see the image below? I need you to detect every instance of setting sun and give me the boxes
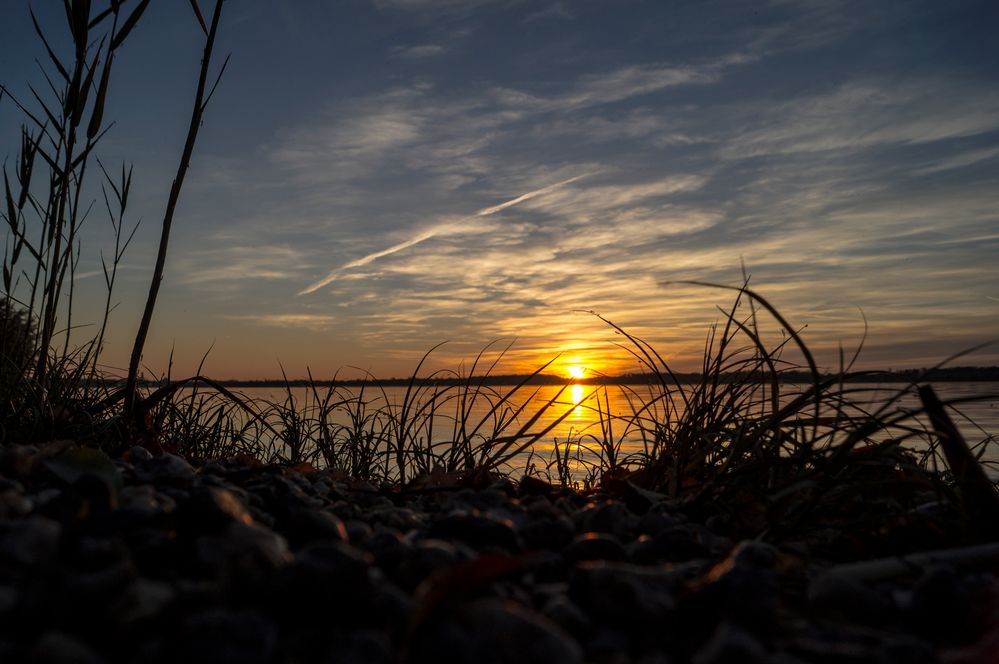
[567,365,586,380]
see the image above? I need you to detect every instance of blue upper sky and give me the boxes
[1,0,997,378]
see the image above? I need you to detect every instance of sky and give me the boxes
[1,0,998,380]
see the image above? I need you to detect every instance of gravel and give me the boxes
[0,441,996,663]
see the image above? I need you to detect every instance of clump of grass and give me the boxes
[0,297,37,431]
[553,282,999,545]
[1,1,221,447]
[174,345,584,485]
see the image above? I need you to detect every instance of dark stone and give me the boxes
[541,593,591,636]
[396,538,465,590]
[65,560,136,613]
[270,541,374,624]
[0,516,61,567]
[127,446,153,463]
[520,515,574,551]
[570,560,676,630]
[692,622,769,664]
[601,478,668,515]
[705,514,731,536]
[343,518,373,544]
[411,598,582,664]
[29,631,107,664]
[562,532,627,563]
[680,541,779,638]
[489,478,517,497]
[324,629,394,664]
[0,444,35,478]
[553,492,588,514]
[361,526,410,574]
[426,512,520,552]
[328,499,361,521]
[283,508,349,546]
[110,578,175,624]
[0,488,33,518]
[879,635,938,664]
[808,572,891,625]
[577,500,639,539]
[171,608,278,664]
[580,627,631,663]
[133,454,195,485]
[123,527,177,574]
[366,506,425,532]
[638,505,681,535]
[647,524,709,562]
[0,585,19,617]
[120,485,176,515]
[193,522,291,582]
[254,476,324,518]
[367,581,414,636]
[176,487,253,535]
[907,565,968,641]
[519,475,555,497]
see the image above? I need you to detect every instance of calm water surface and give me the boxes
[226,382,998,476]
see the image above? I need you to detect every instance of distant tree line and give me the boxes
[91,365,999,388]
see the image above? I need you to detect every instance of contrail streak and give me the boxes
[473,174,587,216]
[297,173,590,296]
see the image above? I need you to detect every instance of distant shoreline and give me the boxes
[125,366,999,388]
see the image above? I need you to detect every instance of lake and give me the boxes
[206,381,998,480]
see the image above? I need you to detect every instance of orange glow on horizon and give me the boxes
[566,365,587,380]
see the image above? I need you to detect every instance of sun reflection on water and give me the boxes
[570,383,585,417]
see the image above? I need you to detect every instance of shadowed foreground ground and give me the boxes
[1,443,996,663]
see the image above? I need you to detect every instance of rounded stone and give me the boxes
[412,598,582,664]
[173,608,278,664]
[520,515,575,551]
[0,516,61,568]
[562,532,627,563]
[29,631,107,664]
[282,507,349,546]
[426,512,520,552]
[133,453,196,485]
[176,487,253,534]
[808,572,891,625]
[578,500,638,539]
[396,538,464,590]
[569,560,676,629]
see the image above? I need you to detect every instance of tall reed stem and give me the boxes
[124,0,226,432]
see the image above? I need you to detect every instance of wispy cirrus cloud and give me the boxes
[298,173,591,294]
[371,0,517,12]
[390,43,447,59]
[224,314,338,331]
[719,81,999,160]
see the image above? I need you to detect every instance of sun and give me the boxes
[566,365,586,380]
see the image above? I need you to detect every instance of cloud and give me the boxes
[174,245,311,289]
[911,145,999,176]
[225,314,338,331]
[391,43,447,59]
[371,0,516,13]
[297,173,591,294]
[525,2,572,22]
[719,81,999,159]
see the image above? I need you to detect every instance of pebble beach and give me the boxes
[1,443,997,663]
